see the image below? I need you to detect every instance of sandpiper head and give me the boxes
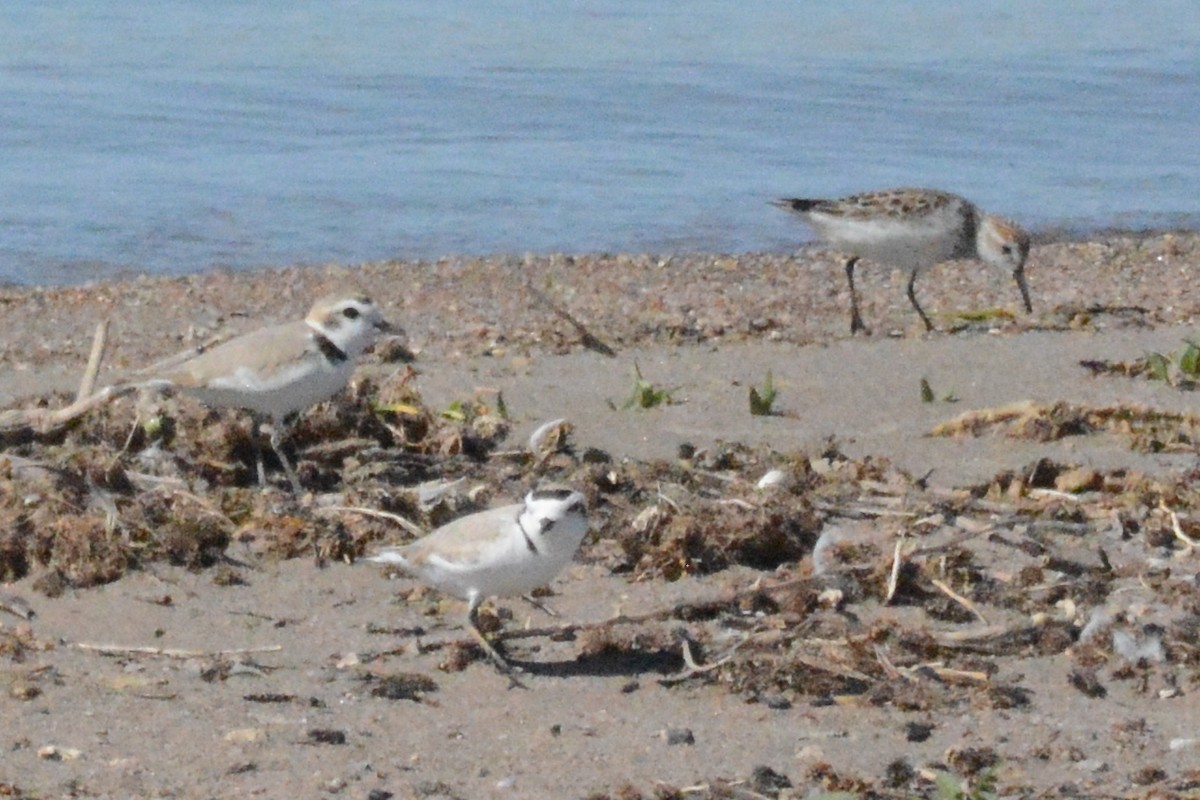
[977,215,1033,313]
[306,294,396,358]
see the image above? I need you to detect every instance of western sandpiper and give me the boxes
[773,188,1031,333]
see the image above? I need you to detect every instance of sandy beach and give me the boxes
[4,232,1200,798]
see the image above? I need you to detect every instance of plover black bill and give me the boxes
[367,488,589,676]
[144,294,395,493]
[773,188,1031,334]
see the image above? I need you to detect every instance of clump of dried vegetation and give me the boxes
[8,327,1200,797]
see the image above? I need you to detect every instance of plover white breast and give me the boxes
[773,188,1031,334]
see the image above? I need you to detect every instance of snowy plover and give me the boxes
[147,294,394,492]
[367,488,589,674]
[773,188,1031,334]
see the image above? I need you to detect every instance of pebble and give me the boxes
[756,469,792,491]
[750,765,792,794]
[662,728,695,746]
[8,682,40,700]
[1054,466,1101,493]
[37,745,82,761]
[762,694,792,710]
[905,722,934,743]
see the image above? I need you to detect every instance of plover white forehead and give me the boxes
[367,488,590,676]
[773,188,1031,334]
[148,293,395,492]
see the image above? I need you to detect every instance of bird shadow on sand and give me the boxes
[504,647,683,680]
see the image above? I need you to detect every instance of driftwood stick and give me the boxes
[0,384,135,437]
[658,633,750,685]
[76,319,110,402]
[884,538,904,604]
[320,504,427,538]
[74,642,282,659]
[1161,501,1199,551]
[930,578,989,624]
[0,592,35,621]
[525,281,617,357]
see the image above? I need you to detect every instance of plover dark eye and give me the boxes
[343,307,361,320]
[541,518,557,533]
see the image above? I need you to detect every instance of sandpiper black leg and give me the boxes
[845,257,868,334]
[906,269,934,332]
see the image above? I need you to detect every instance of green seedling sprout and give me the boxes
[616,361,677,410]
[749,370,777,416]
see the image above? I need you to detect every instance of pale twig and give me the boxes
[122,469,189,492]
[117,411,143,460]
[654,486,682,513]
[673,782,770,800]
[716,498,758,511]
[810,498,920,519]
[930,578,989,624]
[1160,502,1199,552]
[76,319,110,402]
[525,281,617,357]
[74,642,281,659]
[916,663,990,684]
[781,650,876,683]
[659,633,750,685]
[1028,488,1083,502]
[520,593,559,618]
[0,592,34,621]
[0,384,135,437]
[319,504,426,538]
[885,537,904,604]
[873,645,905,681]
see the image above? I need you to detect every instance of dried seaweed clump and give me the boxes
[931,400,1200,451]
[619,499,817,580]
[0,366,529,591]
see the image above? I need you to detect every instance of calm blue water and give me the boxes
[2,2,1198,285]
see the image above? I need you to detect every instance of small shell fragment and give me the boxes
[38,745,82,761]
[528,418,572,455]
[414,478,467,510]
[817,588,844,609]
[756,469,792,491]
[632,505,665,533]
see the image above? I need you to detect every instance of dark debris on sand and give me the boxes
[6,234,1200,796]
[5,364,1200,796]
